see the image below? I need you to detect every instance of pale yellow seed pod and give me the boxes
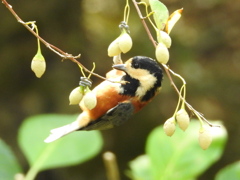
[198,126,212,150]
[155,43,170,64]
[83,91,97,110]
[31,54,46,78]
[157,30,172,48]
[108,38,121,57]
[69,87,83,105]
[176,109,190,131]
[163,117,176,136]
[118,32,133,53]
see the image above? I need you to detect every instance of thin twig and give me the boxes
[132,1,181,91]
[132,0,184,99]
[132,0,157,48]
[131,0,219,127]
[2,0,107,81]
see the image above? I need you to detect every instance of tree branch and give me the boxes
[1,0,107,81]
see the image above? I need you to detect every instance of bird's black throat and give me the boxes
[120,73,161,102]
[120,74,139,97]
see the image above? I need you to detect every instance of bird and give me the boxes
[44,56,163,143]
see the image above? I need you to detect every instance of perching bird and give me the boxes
[45,56,163,143]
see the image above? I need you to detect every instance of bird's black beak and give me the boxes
[112,64,127,72]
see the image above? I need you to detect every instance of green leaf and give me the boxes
[0,139,22,180]
[18,114,103,172]
[215,161,240,180]
[146,120,227,180]
[149,0,169,30]
[128,155,153,180]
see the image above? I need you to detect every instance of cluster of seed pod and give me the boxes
[155,31,171,64]
[163,108,190,136]
[108,21,132,57]
[155,8,183,64]
[163,108,213,150]
[69,77,97,110]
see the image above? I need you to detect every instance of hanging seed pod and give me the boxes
[31,53,46,78]
[82,91,97,110]
[176,109,190,131]
[69,87,84,105]
[108,22,132,57]
[157,30,172,48]
[198,126,212,150]
[118,32,133,53]
[155,43,169,64]
[163,117,176,136]
[108,38,121,57]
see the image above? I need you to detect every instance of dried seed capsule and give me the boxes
[198,126,212,150]
[69,87,84,105]
[165,8,183,34]
[83,91,97,110]
[108,38,121,57]
[176,109,190,131]
[31,53,46,78]
[163,117,176,136]
[157,30,172,48]
[155,43,169,64]
[118,32,133,53]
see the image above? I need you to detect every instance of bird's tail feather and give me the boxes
[44,120,80,143]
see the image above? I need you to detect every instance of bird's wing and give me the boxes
[80,102,134,130]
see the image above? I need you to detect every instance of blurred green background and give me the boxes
[0,0,239,179]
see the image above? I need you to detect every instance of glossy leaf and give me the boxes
[0,139,22,180]
[146,120,227,180]
[215,161,240,180]
[18,114,103,172]
[149,0,169,30]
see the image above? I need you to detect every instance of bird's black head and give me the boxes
[113,56,163,101]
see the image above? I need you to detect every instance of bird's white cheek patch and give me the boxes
[136,75,157,97]
[129,69,157,98]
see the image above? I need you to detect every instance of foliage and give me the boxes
[0,114,103,180]
[128,120,227,180]
[215,161,240,180]
[149,0,169,30]
[0,139,22,180]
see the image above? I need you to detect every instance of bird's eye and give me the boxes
[132,62,139,69]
